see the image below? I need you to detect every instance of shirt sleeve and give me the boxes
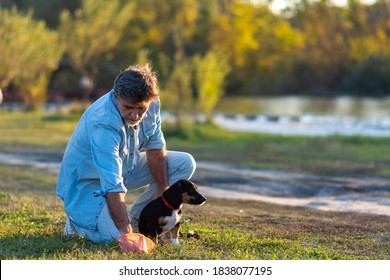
[90,122,127,196]
[142,100,166,150]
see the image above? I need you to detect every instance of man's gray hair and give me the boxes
[114,64,159,103]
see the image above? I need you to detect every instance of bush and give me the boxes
[344,55,390,94]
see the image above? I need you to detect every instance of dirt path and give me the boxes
[194,162,390,216]
[1,151,389,216]
[191,162,390,217]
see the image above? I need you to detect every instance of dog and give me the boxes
[138,179,206,245]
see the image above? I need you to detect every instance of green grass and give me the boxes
[0,111,79,149]
[0,111,390,259]
[163,121,390,177]
[0,163,389,260]
[2,111,390,177]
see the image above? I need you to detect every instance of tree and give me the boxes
[210,1,303,95]
[0,7,63,110]
[59,0,134,102]
[193,49,230,119]
[0,0,80,28]
[291,0,351,92]
[123,0,202,127]
[161,58,193,126]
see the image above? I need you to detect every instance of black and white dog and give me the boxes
[138,179,206,245]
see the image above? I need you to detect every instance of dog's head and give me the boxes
[164,179,206,207]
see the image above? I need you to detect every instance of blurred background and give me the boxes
[1,0,390,217]
[1,1,390,260]
[1,0,390,136]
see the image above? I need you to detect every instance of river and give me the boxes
[211,96,390,137]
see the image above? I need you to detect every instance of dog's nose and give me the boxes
[193,195,206,205]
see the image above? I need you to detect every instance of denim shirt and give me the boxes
[56,90,165,230]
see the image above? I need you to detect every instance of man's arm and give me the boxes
[89,122,130,235]
[105,192,132,235]
[146,147,169,197]
[106,192,150,254]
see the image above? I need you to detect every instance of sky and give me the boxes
[268,0,378,13]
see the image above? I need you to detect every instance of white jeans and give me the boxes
[64,150,196,243]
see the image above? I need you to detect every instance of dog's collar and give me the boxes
[162,196,178,210]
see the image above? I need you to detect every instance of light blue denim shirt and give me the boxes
[56,90,165,230]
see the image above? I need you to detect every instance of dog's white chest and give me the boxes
[161,210,181,232]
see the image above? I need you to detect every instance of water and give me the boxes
[2,96,390,137]
[213,96,390,137]
[215,95,390,117]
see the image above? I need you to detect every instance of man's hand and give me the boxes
[118,233,155,253]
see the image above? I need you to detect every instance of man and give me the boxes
[56,64,196,252]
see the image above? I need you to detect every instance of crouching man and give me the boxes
[56,64,196,253]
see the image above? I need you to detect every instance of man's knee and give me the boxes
[167,151,196,178]
[181,152,196,174]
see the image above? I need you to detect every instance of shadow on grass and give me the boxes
[0,234,118,259]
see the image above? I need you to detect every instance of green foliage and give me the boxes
[0,0,80,28]
[59,0,134,99]
[160,58,194,123]
[209,1,305,95]
[3,0,390,111]
[193,49,230,119]
[344,55,390,94]
[0,7,63,110]
[161,49,230,124]
[292,1,351,91]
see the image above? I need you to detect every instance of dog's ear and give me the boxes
[176,179,190,186]
[163,180,183,207]
[170,180,184,192]
[179,180,197,193]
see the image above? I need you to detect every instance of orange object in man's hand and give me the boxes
[118,233,155,254]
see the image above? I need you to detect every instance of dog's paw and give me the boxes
[171,238,180,246]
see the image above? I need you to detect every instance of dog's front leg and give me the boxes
[158,231,171,245]
[170,223,180,245]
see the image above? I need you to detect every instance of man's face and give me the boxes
[114,94,151,127]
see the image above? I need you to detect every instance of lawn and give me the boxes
[1,111,390,177]
[0,111,389,259]
[0,163,389,260]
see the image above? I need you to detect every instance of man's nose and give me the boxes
[130,111,139,119]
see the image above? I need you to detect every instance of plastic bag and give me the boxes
[118,233,155,254]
